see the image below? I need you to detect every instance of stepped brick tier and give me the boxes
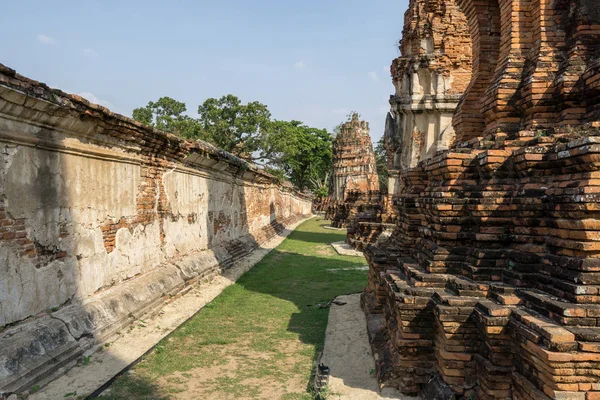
[361,0,600,399]
[346,220,396,250]
[352,0,474,251]
[327,114,380,228]
[0,64,312,396]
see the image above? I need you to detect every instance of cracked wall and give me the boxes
[0,64,311,395]
[0,65,311,327]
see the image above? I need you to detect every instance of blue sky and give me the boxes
[1,0,408,143]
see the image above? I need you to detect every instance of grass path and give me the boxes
[99,217,367,400]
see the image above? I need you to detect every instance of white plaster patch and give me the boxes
[0,244,77,327]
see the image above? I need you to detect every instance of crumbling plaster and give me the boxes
[0,63,311,395]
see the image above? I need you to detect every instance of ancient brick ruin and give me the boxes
[0,64,311,396]
[347,0,474,253]
[388,0,472,171]
[361,0,600,399]
[326,113,380,228]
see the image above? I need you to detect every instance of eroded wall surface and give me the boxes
[0,64,311,395]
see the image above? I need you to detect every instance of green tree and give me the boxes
[132,94,334,195]
[263,166,286,183]
[132,97,206,140]
[310,170,330,198]
[265,120,333,191]
[197,95,271,160]
[131,106,153,126]
[374,137,388,193]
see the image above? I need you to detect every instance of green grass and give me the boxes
[98,217,367,399]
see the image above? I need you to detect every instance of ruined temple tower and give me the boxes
[386,0,472,173]
[327,113,379,227]
[360,0,600,399]
[330,113,379,201]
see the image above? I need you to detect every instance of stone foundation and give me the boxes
[0,64,312,396]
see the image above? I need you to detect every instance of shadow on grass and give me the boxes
[285,229,348,245]
[96,218,368,400]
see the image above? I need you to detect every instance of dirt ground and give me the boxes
[30,218,311,400]
[95,218,369,400]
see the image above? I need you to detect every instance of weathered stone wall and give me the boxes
[0,64,311,395]
[362,1,600,399]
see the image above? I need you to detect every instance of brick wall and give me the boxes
[454,0,600,141]
[364,1,600,399]
[364,124,600,399]
[0,63,312,394]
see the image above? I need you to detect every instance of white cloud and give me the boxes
[368,71,380,82]
[37,34,56,45]
[78,92,114,110]
[83,48,99,57]
[294,61,306,69]
[383,65,389,73]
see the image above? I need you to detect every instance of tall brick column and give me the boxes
[453,0,501,142]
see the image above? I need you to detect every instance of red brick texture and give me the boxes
[452,0,501,141]
[392,0,472,97]
[327,114,380,228]
[453,0,600,141]
[363,126,600,399]
[0,198,69,266]
[362,1,600,399]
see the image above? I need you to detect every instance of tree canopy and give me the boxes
[264,120,332,192]
[132,95,333,193]
[132,97,207,141]
[197,95,271,159]
[374,137,388,193]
